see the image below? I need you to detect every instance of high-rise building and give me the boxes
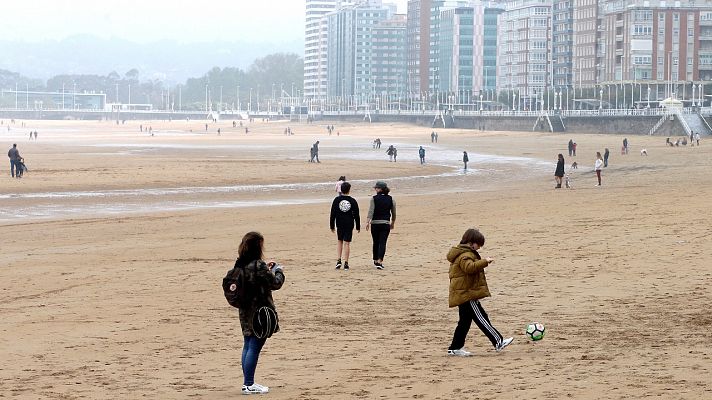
[438,6,475,95]
[480,4,505,95]
[372,14,408,98]
[406,0,434,96]
[552,0,573,88]
[304,1,343,99]
[429,1,472,93]
[497,0,553,108]
[326,2,393,101]
[571,0,601,89]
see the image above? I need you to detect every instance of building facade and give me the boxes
[304,0,343,99]
[600,1,712,102]
[326,3,393,101]
[372,14,408,99]
[552,0,573,87]
[406,0,434,96]
[497,0,553,108]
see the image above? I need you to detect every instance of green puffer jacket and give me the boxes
[447,244,490,307]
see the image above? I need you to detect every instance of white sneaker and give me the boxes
[242,383,269,395]
[496,337,514,352]
[447,348,472,357]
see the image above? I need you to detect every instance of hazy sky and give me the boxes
[1,0,408,44]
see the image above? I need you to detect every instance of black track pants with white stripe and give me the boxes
[449,299,503,350]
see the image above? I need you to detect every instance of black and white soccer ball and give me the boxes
[525,322,546,341]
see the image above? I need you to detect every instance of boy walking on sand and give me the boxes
[330,182,360,270]
[447,228,513,356]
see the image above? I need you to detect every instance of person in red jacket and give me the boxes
[446,228,513,356]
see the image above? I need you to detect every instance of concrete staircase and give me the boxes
[548,114,566,132]
[680,113,712,136]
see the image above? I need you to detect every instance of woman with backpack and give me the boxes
[233,232,285,395]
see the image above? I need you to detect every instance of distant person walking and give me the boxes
[568,139,574,157]
[622,138,629,155]
[572,142,577,156]
[366,181,396,270]
[386,145,395,162]
[232,232,285,395]
[419,146,426,164]
[554,153,565,188]
[7,144,21,178]
[603,148,610,167]
[435,132,438,143]
[463,151,469,170]
[34,131,37,140]
[393,147,398,162]
[446,228,513,356]
[330,182,360,271]
[595,152,604,186]
[311,141,321,163]
[431,131,436,143]
[695,132,701,146]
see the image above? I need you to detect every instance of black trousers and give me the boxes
[370,223,390,261]
[449,299,503,350]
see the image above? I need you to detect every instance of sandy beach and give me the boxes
[1,119,711,399]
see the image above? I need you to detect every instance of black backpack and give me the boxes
[222,262,247,308]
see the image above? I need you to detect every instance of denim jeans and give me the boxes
[242,335,266,386]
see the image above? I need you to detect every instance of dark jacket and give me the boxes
[237,259,285,336]
[463,153,469,162]
[370,193,394,222]
[447,245,490,307]
[8,147,20,161]
[330,195,360,230]
[555,158,565,177]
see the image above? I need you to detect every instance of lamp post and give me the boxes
[599,88,604,110]
[692,83,696,107]
[479,94,483,111]
[647,86,651,109]
[699,83,704,107]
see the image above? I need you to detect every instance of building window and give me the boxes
[634,25,653,35]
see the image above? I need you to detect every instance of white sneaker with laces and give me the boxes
[242,383,269,395]
[447,348,472,357]
[496,337,514,352]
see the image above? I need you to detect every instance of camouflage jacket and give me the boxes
[238,259,285,336]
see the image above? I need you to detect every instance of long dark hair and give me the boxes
[558,153,564,162]
[236,231,264,267]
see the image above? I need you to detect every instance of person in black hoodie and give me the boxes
[366,181,396,270]
[330,182,360,270]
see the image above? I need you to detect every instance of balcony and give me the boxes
[701,19,712,26]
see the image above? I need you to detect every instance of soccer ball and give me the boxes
[525,322,546,341]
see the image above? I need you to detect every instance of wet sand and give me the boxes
[1,119,711,399]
